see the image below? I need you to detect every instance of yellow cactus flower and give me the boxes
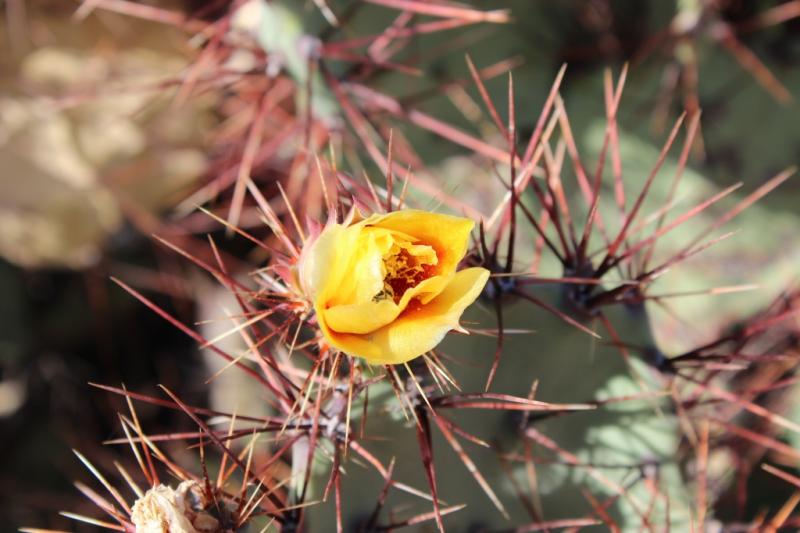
[300,209,489,365]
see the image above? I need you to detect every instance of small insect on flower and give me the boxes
[299,209,489,365]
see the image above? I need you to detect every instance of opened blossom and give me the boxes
[299,209,489,365]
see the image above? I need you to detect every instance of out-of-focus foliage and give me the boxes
[0,9,210,268]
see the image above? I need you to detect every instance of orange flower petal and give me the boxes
[322,274,450,334]
[324,267,489,364]
[367,210,475,275]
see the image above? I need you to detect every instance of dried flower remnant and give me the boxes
[299,209,489,364]
[131,481,220,533]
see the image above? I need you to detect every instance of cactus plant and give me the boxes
[12,1,800,532]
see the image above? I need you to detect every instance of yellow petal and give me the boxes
[300,223,357,301]
[322,274,451,334]
[368,210,474,275]
[325,267,489,364]
[335,226,393,306]
[322,299,398,334]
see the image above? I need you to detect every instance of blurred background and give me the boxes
[1,0,799,530]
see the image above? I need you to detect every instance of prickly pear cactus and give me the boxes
[25,2,800,533]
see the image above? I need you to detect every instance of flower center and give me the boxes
[375,247,437,303]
